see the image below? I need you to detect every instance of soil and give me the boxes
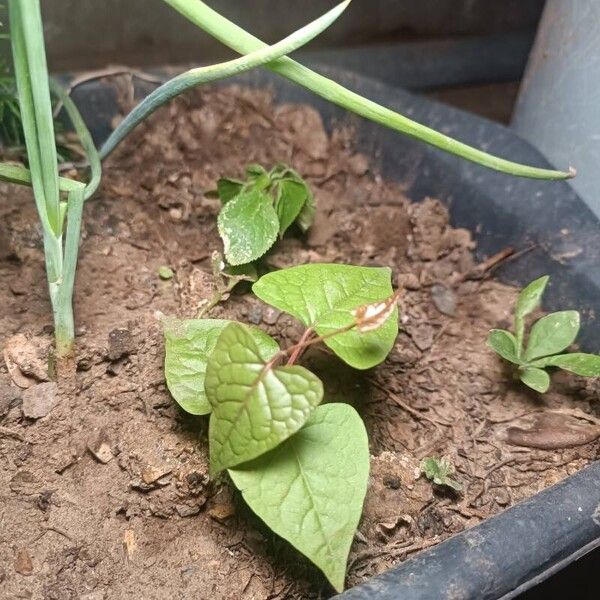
[1,85,598,600]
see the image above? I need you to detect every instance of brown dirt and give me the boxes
[1,85,598,599]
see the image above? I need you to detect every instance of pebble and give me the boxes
[107,328,134,362]
[14,548,33,575]
[21,382,58,419]
[0,382,21,419]
[247,305,263,325]
[262,307,281,326]
[431,283,457,317]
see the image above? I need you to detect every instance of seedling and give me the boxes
[487,275,600,393]
[420,457,462,492]
[158,265,175,280]
[216,163,314,265]
[164,263,401,591]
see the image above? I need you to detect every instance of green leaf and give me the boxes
[516,275,549,320]
[529,353,600,377]
[164,318,279,415]
[205,323,323,473]
[253,264,398,369]
[487,329,520,364]
[514,275,550,355]
[158,265,174,280]
[296,186,316,232]
[420,457,462,491]
[275,178,308,236]
[217,187,280,265]
[228,403,369,592]
[217,177,243,204]
[519,367,551,393]
[524,311,580,361]
[246,163,268,179]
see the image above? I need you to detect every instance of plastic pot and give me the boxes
[68,64,600,599]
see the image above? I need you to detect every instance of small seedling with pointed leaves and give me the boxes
[216,163,315,266]
[420,457,462,491]
[487,275,600,393]
[163,263,401,591]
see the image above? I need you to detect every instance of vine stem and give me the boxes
[286,327,315,365]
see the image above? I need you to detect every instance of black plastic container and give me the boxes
[71,65,600,599]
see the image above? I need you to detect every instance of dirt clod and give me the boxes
[21,382,58,419]
[14,548,33,576]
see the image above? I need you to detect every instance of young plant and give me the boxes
[164,263,401,590]
[0,0,348,360]
[1,0,101,360]
[487,275,600,393]
[420,457,462,492]
[216,163,314,265]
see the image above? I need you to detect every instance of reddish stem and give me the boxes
[287,327,315,365]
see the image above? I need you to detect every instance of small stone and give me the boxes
[431,284,457,317]
[88,442,113,464]
[107,328,134,362]
[21,382,58,419]
[14,548,33,575]
[169,207,183,221]
[247,305,263,325]
[262,307,281,326]
[0,382,21,419]
[141,465,172,485]
[208,502,236,523]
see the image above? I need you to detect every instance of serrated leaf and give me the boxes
[529,353,600,377]
[164,319,279,415]
[516,275,549,320]
[229,403,369,592]
[487,329,520,364]
[217,178,243,204]
[519,367,550,393]
[420,457,462,491]
[275,178,308,237]
[253,264,398,369]
[218,187,280,265]
[524,311,580,361]
[205,323,323,473]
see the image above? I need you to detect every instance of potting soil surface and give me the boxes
[1,85,598,599]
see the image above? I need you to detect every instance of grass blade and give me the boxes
[100,0,350,159]
[162,0,573,180]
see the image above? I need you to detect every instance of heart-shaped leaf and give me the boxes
[164,318,279,415]
[519,366,550,393]
[524,311,580,361]
[228,403,369,592]
[487,329,520,364]
[275,179,308,237]
[529,353,600,377]
[253,263,398,369]
[217,187,280,265]
[205,323,323,473]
